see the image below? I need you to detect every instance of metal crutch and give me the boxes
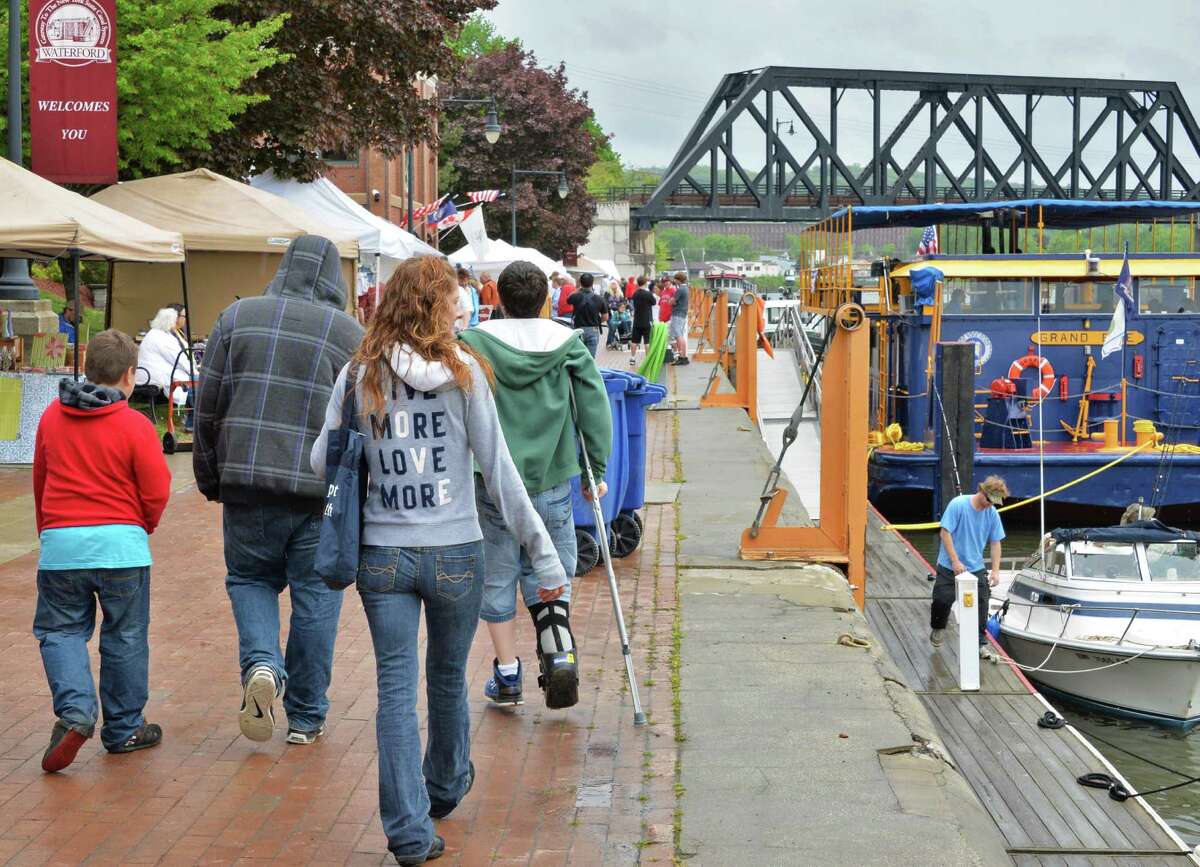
[571,387,647,726]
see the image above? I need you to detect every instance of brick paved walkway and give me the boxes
[0,363,681,865]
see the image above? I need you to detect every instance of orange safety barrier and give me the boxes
[700,293,759,418]
[739,304,869,609]
[692,290,727,363]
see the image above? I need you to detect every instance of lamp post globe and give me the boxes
[484,109,501,145]
[557,175,569,199]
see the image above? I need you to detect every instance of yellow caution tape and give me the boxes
[882,438,1158,531]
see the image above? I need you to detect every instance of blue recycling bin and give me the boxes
[571,370,630,531]
[620,375,668,513]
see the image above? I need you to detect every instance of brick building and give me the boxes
[321,81,440,242]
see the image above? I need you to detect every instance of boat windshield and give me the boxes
[1145,541,1200,582]
[1069,543,1141,581]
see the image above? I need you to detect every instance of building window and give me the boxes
[320,148,360,166]
[1140,278,1199,314]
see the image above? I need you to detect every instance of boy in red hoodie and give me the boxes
[33,329,171,772]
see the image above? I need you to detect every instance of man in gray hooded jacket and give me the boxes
[193,235,363,746]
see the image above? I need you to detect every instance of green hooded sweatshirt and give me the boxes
[460,319,611,493]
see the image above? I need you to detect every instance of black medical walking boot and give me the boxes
[529,600,579,709]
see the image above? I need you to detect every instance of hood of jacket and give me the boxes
[459,322,582,390]
[263,234,347,309]
[58,378,127,417]
[387,344,468,393]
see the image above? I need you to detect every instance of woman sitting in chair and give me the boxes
[136,305,195,426]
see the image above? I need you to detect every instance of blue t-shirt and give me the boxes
[936,494,1005,572]
[39,525,152,571]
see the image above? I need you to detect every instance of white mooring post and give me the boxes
[956,572,980,691]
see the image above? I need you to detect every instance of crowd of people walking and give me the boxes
[29,237,631,865]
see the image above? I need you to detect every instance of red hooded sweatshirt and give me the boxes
[34,381,171,534]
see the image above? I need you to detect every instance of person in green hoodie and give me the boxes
[460,260,612,709]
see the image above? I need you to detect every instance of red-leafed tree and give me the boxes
[442,45,600,259]
[196,0,494,180]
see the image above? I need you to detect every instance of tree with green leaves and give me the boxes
[196,0,494,180]
[1,0,286,179]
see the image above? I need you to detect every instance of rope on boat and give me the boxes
[1003,636,1162,675]
[883,438,1157,531]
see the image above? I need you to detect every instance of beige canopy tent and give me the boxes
[93,168,358,336]
[0,159,184,262]
[0,159,185,380]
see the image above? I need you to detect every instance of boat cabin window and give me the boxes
[1145,542,1200,582]
[1139,278,1199,315]
[1069,543,1140,581]
[1040,280,1117,315]
[942,278,1035,314]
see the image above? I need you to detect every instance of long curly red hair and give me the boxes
[354,257,491,417]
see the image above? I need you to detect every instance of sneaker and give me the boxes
[429,760,474,819]
[394,835,445,865]
[670,357,690,366]
[538,650,579,710]
[108,723,162,754]
[239,665,282,742]
[41,720,90,772]
[484,658,524,706]
[628,357,637,367]
[979,645,998,662]
[929,628,946,647]
[286,723,327,745]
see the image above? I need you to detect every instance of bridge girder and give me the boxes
[630,67,1200,229]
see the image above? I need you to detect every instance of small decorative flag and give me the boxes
[1101,250,1135,359]
[466,190,501,203]
[402,194,448,227]
[917,225,939,256]
[428,198,457,226]
[437,205,476,230]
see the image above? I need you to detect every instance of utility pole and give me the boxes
[1,0,39,299]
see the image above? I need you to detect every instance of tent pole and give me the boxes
[104,260,114,330]
[374,253,381,308]
[180,262,193,348]
[69,251,80,381]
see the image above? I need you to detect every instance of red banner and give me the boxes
[28,0,118,184]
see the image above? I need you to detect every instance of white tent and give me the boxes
[448,237,565,280]
[571,255,620,285]
[249,170,439,282]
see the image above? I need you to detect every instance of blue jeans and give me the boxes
[223,502,343,732]
[476,476,576,622]
[33,567,150,750]
[356,541,484,858]
[579,326,600,358]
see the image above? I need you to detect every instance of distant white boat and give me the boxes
[997,521,1200,727]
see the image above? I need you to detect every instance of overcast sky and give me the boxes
[487,0,1200,177]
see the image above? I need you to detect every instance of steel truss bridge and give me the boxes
[629,67,1200,229]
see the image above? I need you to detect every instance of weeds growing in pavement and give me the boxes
[669,411,687,864]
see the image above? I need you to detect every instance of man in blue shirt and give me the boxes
[58,301,77,343]
[930,475,1008,660]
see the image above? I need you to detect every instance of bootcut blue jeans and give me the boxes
[223,502,343,733]
[356,541,483,859]
[33,566,150,750]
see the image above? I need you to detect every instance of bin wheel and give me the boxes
[610,512,643,558]
[162,431,176,454]
[575,529,600,576]
[632,511,644,533]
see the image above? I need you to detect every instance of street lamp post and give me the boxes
[1,0,39,300]
[409,95,501,232]
[510,168,568,247]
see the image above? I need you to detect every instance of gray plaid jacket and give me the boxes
[192,235,363,508]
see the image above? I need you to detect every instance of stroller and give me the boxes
[607,310,633,350]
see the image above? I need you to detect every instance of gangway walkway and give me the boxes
[757,345,822,520]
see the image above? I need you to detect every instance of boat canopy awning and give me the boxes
[889,255,1200,280]
[832,199,1200,230]
[1051,521,1200,545]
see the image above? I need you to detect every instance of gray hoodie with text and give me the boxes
[310,347,567,591]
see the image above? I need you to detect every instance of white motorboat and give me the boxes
[997,520,1200,727]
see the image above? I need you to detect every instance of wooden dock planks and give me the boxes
[864,507,1196,865]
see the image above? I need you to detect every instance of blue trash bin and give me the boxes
[621,376,668,514]
[571,372,630,574]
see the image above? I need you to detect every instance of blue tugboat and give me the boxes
[797,199,1200,518]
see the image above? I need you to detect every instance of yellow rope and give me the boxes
[882,438,1158,531]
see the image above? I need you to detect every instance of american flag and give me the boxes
[400,194,448,227]
[437,205,476,230]
[917,225,939,256]
[466,189,501,203]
